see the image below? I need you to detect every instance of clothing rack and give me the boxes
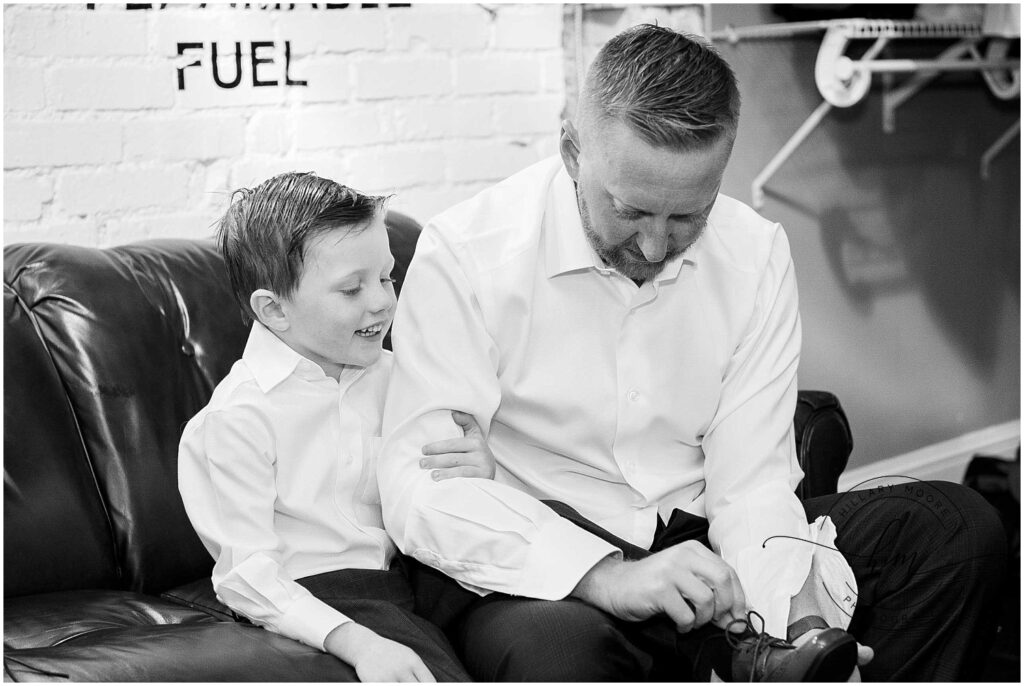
[710,19,1020,209]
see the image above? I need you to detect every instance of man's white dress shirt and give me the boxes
[379,156,856,637]
[179,322,395,651]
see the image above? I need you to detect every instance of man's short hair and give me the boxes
[583,23,740,148]
[216,171,388,323]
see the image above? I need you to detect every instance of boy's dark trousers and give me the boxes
[405,480,1007,681]
[295,566,471,682]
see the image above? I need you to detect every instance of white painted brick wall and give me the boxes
[4,64,45,111]
[295,106,390,149]
[396,183,493,224]
[446,140,543,183]
[5,218,101,247]
[347,146,449,191]
[245,111,291,156]
[49,64,176,111]
[56,165,192,215]
[392,99,494,141]
[4,175,53,222]
[456,55,544,95]
[125,117,247,162]
[279,11,389,55]
[104,211,221,245]
[4,3,703,249]
[494,95,566,135]
[355,56,453,100]
[495,6,564,50]
[230,153,351,193]
[391,7,491,51]
[4,10,148,58]
[5,120,122,168]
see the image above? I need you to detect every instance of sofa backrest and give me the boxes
[4,283,122,596]
[4,212,422,598]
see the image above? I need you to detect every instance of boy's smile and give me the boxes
[278,216,396,378]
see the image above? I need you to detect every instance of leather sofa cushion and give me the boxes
[3,590,359,681]
[4,622,359,682]
[160,577,240,623]
[3,590,217,651]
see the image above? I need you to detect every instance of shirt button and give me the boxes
[627,390,640,402]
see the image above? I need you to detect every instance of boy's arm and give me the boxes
[378,225,620,599]
[325,622,434,682]
[178,405,349,651]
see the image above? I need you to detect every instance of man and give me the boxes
[379,24,1005,681]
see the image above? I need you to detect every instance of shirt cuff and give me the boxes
[517,516,621,600]
[736,515,857,637]
[275,594,352,651]
[804,515,857,631]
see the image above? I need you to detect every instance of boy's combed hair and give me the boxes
[584,24,740,149]
[216,172,388,323]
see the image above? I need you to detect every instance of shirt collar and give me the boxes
[655,245,690,284]
[544,165,603,278]
[243,323,368,393]
[242,323,308,393]
[543,162,696,283]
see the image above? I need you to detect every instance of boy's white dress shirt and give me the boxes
[379,156,856,637]
[179,322,395,652]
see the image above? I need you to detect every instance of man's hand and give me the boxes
[325,622,436,682]
[848,643,874,681]
[419,410,496,480]
[570,540,747,633]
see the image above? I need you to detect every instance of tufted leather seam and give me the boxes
[109,243,219,395]
[3,655,70,679]
[51,623,137,647]
[3,278,125,587]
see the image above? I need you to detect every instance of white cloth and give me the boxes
[379,156,856,637]
[178,322,395,651]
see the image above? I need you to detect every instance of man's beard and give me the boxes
[576,190,697,285]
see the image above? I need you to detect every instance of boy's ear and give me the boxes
[249,289,289,332]
[559,119,582,181]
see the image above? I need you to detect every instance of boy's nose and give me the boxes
[370,286,396,314]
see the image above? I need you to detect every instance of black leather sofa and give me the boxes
[3,211,852,681]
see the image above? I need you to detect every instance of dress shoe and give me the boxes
[727,611,857,682]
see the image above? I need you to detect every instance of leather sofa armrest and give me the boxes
[794,390,853,500]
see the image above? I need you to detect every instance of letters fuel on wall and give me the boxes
[176,42,306,90]
[85,3,411,91]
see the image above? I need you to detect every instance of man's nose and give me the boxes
[637,220,669,262]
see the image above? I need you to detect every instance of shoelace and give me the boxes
[725,610,795,682]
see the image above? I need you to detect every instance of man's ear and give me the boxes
[249,289,289,332]
[559,119,582,181]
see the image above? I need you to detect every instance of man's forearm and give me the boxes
[380,464,619,599]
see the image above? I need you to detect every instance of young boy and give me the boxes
[178,172,489,682]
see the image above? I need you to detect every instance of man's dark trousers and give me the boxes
[407,480,1006,681]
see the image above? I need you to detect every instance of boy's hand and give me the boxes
[325,622,436,682]
[420,410,496,480]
